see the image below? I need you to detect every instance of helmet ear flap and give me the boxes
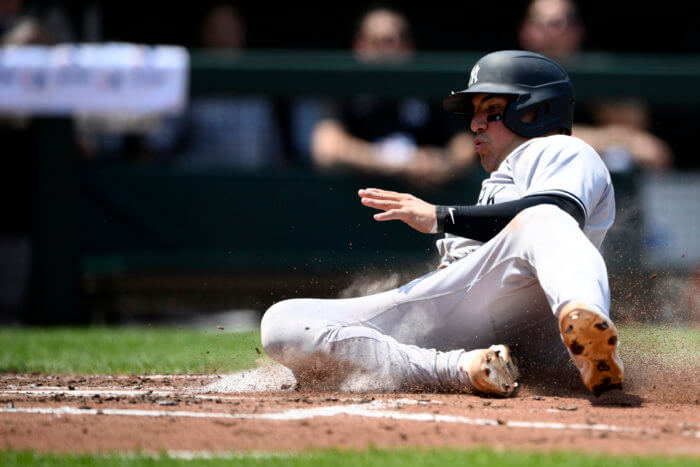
[503,95,574,137]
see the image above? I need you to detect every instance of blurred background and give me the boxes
[1,0,698,328]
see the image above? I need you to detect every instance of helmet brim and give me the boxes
[443,83,522,114]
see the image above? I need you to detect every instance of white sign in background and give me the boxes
[0,43,189,116]
[641,172,700,270]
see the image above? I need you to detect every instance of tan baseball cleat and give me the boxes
[459,345,520,397]
[558,303,624,396]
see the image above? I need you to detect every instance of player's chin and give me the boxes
[478,153,497,173]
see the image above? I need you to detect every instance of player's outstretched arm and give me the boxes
[358,188,437,233]
[359,188,586,241]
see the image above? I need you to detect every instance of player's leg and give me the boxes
[260,223,563,395]
[260,290,518,395]
[496,204,624,395]
[390,203,621,394]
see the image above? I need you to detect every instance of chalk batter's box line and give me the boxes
[0,388,430,404]
[0,388,251,401]
[2,401,697,439]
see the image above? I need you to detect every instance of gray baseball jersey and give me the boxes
[437,134,615,267]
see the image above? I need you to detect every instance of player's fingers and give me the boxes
[373,209,404,221]
[359,188,406,201]
[360,188,400,199]
[360,197,402,211]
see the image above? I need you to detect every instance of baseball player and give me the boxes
[261,50,624,397]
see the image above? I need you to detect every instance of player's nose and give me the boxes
[470,113,487,133]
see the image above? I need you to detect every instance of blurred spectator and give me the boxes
[518,0,673,172]
[1,0,74,45]
[144,3,285,169]
[517,0,584,64]
[1,0,75,133]
[76,3,286,169]
[309,7,476,188]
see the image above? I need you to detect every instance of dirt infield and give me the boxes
[0,372,698,457]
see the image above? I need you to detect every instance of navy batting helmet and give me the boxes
[443,50,575,138]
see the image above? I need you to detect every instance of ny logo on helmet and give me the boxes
[469,64,480,87]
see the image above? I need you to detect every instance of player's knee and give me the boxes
[260,300,295,359]
[261,299,328,366]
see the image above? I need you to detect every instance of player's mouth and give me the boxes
[474,138,487,151]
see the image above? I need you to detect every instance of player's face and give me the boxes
[470,94,528,173]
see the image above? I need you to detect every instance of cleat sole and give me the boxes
[559,306,624,396]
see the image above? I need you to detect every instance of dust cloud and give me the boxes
[619,324,699,404]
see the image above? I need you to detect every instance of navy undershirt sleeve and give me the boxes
[435,194,585,242]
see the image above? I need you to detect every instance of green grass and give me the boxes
[1,448,698,467]
[0,324,697,375]
[0,327,262,374]
[619,324,700,357]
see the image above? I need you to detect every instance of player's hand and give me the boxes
[358,188,437,233]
